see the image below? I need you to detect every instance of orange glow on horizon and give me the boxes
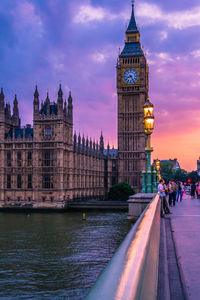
[106,128,199,172]
[152,129,200,172]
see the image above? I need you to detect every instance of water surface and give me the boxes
[0,211,130,299]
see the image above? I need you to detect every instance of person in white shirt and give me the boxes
[158,179,171,216]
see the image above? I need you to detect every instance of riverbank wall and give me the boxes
[0,200,128,212]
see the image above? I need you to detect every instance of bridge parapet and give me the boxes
[128,193,156,221]
[86,193,160,300]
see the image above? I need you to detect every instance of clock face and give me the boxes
[123,69,138,84]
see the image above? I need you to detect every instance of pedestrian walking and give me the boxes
[170,180,177,206]
[168,180,173,206]
[197,182,200,199]
[158,179,171,217]
[191,182,196,199]
[172,180,177,205]
[182,184,185,199]
[195,182,199,199]
[177,181,183,202]
[164,182,169,198]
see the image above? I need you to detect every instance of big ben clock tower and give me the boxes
[117,2,148,191]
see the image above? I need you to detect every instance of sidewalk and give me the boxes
[170,194,200,299]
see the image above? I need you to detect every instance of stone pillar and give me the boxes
[128,193,156,221]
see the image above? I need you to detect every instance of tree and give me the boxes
[160,161,174,182]
[160,161,200,183]
[173,168,188,182]
[108,182,135,201]
[187,171,200,183]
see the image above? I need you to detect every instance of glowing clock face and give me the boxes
[123,69,138,84]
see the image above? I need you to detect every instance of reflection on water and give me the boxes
[0,211,130,299]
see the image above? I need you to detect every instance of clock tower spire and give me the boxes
[117,1,148,191]
[127,0,138,32]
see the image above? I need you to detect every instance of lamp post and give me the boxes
[155,159,161,181]
[143,98,155,193]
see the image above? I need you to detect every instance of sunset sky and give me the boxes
[0,0,200,171]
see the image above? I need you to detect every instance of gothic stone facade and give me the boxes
[117,5,148,191]
[0,4,149,207]
[0,86,117,208]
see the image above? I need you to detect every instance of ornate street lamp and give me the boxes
[155,159,161,180]
[142,98,155,193]
[144,99,154,136]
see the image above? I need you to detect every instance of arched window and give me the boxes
[45,127,52,138]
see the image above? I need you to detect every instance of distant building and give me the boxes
[0,86,118,208]
[153,159,180,170]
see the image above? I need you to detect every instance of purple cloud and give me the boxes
[1,0,200,169]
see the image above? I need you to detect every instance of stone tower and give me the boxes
[33,85,73,202]
[117,2,148,191]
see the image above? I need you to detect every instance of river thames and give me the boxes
[0,211,130,299]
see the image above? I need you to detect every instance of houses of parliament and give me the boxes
[0,4,148,208]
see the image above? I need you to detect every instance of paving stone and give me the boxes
[170,194,200,300]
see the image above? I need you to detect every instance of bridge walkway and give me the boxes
[164,194,200,300]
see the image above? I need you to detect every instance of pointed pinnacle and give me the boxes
[58,83,63,96]
[34,85,39,98]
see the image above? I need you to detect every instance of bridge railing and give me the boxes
[85,193,160,300]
